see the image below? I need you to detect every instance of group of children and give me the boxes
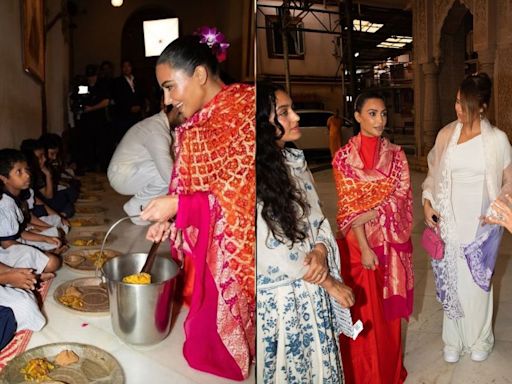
[0,134,81,350]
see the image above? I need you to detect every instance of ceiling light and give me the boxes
[111,0,123,7]
[353,19,383,33]
[354,52,360,57]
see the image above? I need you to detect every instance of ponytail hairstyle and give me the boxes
[458,72,492,127]
[256,81,308,245]
[157,35,220,77]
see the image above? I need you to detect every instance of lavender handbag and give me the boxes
[421,226,444,260]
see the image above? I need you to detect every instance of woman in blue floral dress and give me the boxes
[256,82,355,383]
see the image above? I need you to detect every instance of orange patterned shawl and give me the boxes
[173,83,255,373]
[333,134,414,319]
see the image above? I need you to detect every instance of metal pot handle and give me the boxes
[95,215,139,278]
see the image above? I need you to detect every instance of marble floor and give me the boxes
[314,168,512,384]
[27,174,254,384]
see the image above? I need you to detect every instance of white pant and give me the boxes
[442,255,494,354]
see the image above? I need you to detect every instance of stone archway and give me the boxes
[437,1,473,127]
[121,5,176,115]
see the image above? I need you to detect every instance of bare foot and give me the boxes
[40,272,55,282]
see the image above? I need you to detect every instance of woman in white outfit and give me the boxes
[422,73,512,363]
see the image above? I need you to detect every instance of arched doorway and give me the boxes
[437,1,474,127]
[121,5,176,116]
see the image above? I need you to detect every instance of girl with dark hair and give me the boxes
[140,29,255,380]
[423,73,512,363]
[0,149,61,273]
[256,82,354,383]
[333,91,413,383]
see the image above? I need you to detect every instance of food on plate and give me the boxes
[87,251,108,268]
[20,357,55,381]
[71,238,99,247]
[54,349,80,367]
[58,286,84,309]
[69,218,100,227]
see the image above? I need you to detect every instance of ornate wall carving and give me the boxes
[433,0,475,61]
[415,0,428,63]
[495,44,512,139]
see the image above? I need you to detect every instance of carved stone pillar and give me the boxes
[478,48,496,122]
[422,62,441,154]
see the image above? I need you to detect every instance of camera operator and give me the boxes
[75,64,111,173]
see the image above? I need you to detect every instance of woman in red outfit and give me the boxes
[332,91,414,384]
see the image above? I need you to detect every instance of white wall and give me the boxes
[0,1,44,148]
[46,0,70,135]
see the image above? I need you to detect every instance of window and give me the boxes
[265,15,305,59]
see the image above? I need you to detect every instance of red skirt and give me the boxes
[338,230,407,384]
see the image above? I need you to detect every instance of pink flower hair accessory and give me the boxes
[194,26,230,63]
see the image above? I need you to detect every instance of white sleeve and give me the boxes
[143,120,173,186]
[0,196,22,238]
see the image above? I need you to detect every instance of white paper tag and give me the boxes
[351,319,363,340]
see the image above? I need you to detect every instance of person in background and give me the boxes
[107,104,183,225]
[333,91,413,383]
[77,64,111,172]
[112,59,145,144]
[20,139,74,218]
[422,73,512,363]
[140,28,255,381]
[327,109,343,158]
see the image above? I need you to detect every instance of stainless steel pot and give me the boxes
[99,217,180,345]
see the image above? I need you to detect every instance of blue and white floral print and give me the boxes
[257,148,344,383]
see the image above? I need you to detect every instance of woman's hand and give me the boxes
[140,195,178,223]
[303,243,329,284]
[146,221,172,242]
[361,246,379,271]
[322,277,355,308]
[0,268,37,290]
[483,194,512,233]
[423,199,440,228]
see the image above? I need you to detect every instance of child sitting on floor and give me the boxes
[39,133,80,202]
[0,149,61,281]
[20,139,75,218]
[26,188,70,235]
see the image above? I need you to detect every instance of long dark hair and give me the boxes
[257,82,308,245]
[157,35,219,76]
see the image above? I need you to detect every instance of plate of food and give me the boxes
[69,217,108,228]
[80,185,105,193]
[76,194,100,203]
[0,342,124,383]
[53,277,109,314]
[75,206,107,215]
[68,232,109,248]
[64,249,121,272]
